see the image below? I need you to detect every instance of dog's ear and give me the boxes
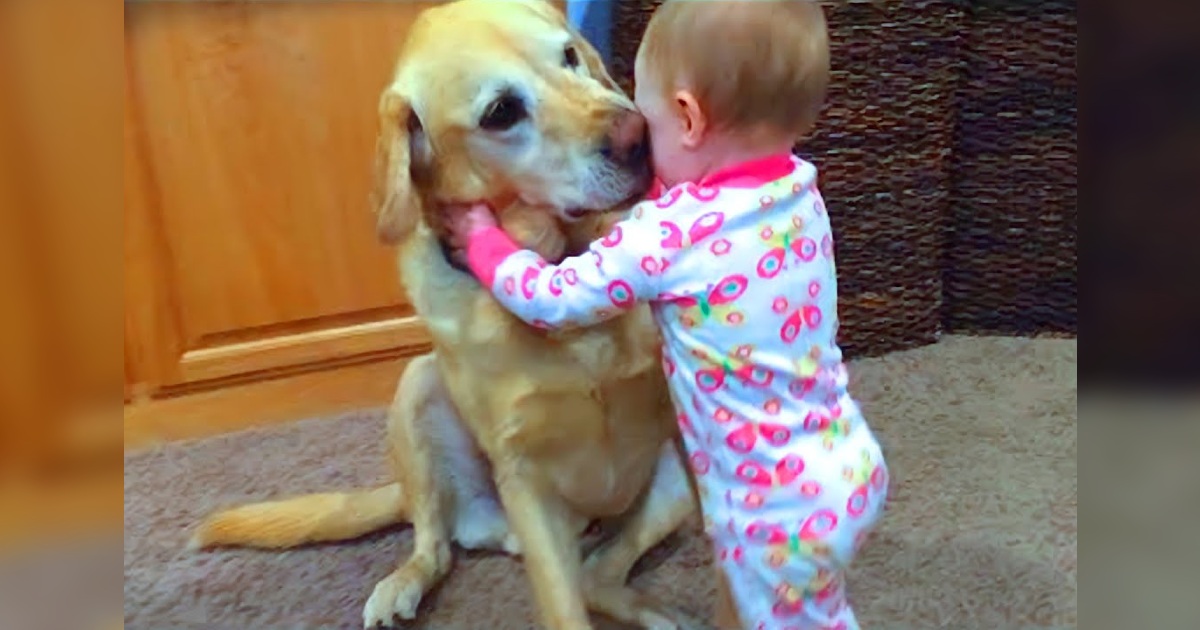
[372,88,430,244]
[572,32,622,93]
[514,0,560,19]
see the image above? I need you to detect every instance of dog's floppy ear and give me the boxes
[546,4,620,93]
[514,0,560,19]
[372,88,430,244]
[572,30,622,93]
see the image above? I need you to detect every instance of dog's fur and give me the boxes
[190,2,699,628]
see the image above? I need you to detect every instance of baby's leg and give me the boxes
[716,547,861,630]
[716,467,889,627]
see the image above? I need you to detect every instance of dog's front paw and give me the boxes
[655,608,713,630]
[362,572,423,629]
[639,604,716,630]
[501,531,522,556]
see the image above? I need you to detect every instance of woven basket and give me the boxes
[943,0,1078,335]
[612,0,964,358]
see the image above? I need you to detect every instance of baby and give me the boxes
[448,2,888,628]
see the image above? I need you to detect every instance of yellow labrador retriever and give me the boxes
[191,1,698,628]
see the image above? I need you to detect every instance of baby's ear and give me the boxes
[673,89,708,149]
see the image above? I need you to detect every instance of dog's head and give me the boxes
[373,0,650,245]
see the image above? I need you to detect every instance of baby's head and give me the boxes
[634,0,829,187]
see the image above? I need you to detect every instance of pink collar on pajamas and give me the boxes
[699,153,797,189]
[645,153,796,199]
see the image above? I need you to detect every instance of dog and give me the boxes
[190,1,699,628]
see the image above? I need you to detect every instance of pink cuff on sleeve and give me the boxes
[465,226,523,289]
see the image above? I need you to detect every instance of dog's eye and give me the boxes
[563,45,580,69]
[480,93,527,131]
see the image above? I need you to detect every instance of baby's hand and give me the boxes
[444,202,498,253]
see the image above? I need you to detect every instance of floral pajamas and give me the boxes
[467,155,889,630]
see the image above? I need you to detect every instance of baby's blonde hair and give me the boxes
[638,0,830,139]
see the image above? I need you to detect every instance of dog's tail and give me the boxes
[188,483,405,550]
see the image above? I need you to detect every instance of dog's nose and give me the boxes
[600,109,648,167]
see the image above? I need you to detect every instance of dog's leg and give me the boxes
[495,469,594,630]
[583,440,699,630]
[363,355,456,629]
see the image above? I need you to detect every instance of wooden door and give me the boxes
[0,0,124,549]
[124,1,440,395]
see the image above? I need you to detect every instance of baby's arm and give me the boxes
[465,205,666,330]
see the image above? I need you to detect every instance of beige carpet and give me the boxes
[124,335,1078,629]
